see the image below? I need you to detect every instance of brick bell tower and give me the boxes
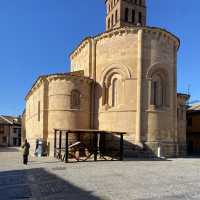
[105,0,147,31]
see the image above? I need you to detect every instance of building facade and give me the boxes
[177,94,190,155]
[0,115,21,147]
[24,0,189,157]
[187,104,200,155]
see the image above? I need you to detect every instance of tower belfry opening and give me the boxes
[105,0,146,31]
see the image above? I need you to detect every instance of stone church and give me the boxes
[24,0,189,157]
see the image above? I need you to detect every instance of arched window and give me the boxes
[101,64,131,109]
[38,101,40,122]
[132,10,135,23]
[151,75,163,106]
[138,12,142,24]
[71,90,81,109]
[108,18,110,29]
[102,75,122,108]
[150,72,168,108]
[111,14,114,26]
[115,10,118,24]
[102,83,107,106]
[125,8,129,22]
[112,79,118,107]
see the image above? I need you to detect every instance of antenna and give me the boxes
[186,84,191,106]
[187,84,191,96]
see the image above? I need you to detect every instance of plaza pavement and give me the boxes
[0,148,200,200]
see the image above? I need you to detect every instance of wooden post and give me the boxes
[59,131,62,159]
[78,133,81,141]
[65,131,69,163]
[120,133,124,161]
[101,132,106,156]
[54,130,57,158]
[94,132,98,162]
[77,132,81,162]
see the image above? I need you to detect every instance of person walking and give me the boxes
[22,139,30,165]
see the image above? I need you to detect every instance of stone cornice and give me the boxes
[177,93,190,101]
[70,37,92,60]
[25,72,93,101]
[46,74,93,84]
[70,26,180,60]
[25,76,46,101]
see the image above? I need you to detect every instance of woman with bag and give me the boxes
[22,139,30,165]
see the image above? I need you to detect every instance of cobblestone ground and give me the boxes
[1,148,200,200]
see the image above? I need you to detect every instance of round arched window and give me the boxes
[70,90,81,109]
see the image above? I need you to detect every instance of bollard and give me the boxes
[157,143,161,158]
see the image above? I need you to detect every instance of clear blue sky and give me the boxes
[0,0,199,116]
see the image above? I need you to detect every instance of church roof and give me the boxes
[25,71,93,100]
[0,115,21,125]
[188,104,200,111]
[177,93,190,99]
[187,103,200,115]
[70,26,180,59]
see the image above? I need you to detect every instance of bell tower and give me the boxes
[105,0,147,31]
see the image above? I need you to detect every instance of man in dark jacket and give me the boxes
[22,139,30,165]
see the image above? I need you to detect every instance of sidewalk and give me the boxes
[0,148,101,200]
[1,148,200,200]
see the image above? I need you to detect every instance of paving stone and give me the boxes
[38,181,66,196]
[1,148,200,200]
[0,185,32,199]
[0,175,27,186]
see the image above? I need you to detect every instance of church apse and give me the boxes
[25,0,188,157]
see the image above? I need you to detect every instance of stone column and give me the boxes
[173,45,178,156]
[90,39,97,129]
[43,79,49,141]
[136,29,143,145]
[91,39,97,80]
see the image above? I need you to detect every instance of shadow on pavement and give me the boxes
[0,147,19,153]
[178,155,200,159]
[0,168,102,200]
[29,160,62,165]
[124,157,172,162]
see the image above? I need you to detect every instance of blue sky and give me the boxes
[0,0,199,116]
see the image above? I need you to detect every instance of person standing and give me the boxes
[22,139,30,165]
